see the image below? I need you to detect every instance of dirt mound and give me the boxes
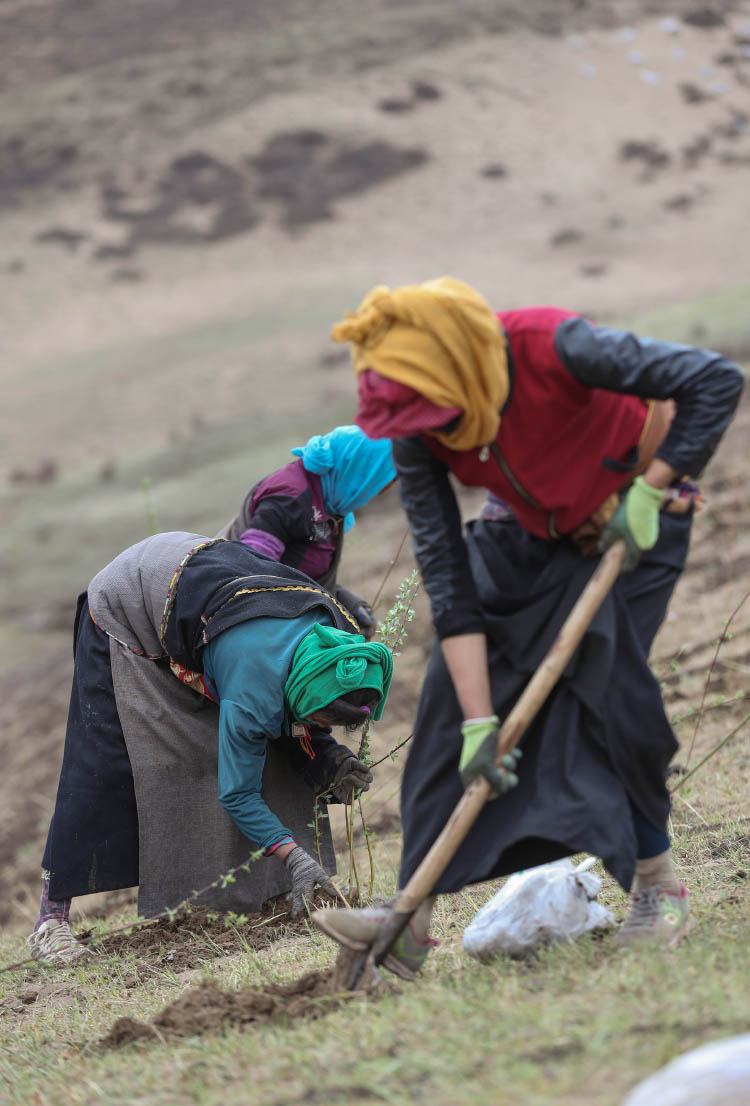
[0,979,89,1021]
[100,935,383,1048]
[100,970,351,1047]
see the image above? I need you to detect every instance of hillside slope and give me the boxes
[1,0,749,920]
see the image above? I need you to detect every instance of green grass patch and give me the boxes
[614,284,750,357]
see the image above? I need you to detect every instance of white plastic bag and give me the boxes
[463,857,615,959]
[621,1035,750,1106]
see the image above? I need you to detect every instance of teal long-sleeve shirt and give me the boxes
[202,610,331,852]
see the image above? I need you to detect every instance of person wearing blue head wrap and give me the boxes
[290,425,396,534]
[215,425,396,638]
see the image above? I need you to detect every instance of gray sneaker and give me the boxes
[615,883,695,949]
[27,919,92,965]
[312,905,437,980]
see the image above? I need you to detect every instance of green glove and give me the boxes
[459,716,522,798]
[599,476,665,572]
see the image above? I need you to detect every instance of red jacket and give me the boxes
[425,307,648,538]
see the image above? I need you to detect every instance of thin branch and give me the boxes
[671,712,750,794]
[684,590,750,768]
[368,733,413,770]
[369,526,410,612]
[358,796,376,900]
[671,693,746,725]
[344,794,359,895]
[670,789,709,825]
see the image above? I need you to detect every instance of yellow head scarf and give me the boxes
[331,277,509,451]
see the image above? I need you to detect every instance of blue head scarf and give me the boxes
[291,425,396,532]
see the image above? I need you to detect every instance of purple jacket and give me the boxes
[238,459,342,587]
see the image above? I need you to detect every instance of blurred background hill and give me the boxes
[1,0,749,928]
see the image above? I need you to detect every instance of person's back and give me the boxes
[216,425,397,633]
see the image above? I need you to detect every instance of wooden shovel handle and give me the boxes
[392,539,626,914]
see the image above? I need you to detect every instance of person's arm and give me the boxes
[393,436,485,640]
[555,316,745,477]
[216,699,294,853]
[216,702,345,910]
[283,726,372,803]
[394,436,514,785]
[440,634,494,718]
[282,725,347,790]
[334,584,376,639]
[238,495,309,560]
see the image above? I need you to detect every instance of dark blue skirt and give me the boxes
[399,511,691,894]
[42,594,140,899]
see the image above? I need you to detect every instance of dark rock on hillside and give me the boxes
[252,131,428,227]
[682,7,726,28]
[619,140,671,171]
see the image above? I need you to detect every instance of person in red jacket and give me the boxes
[312,276,744,979]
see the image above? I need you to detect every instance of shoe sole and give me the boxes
[667,914,697,949]
[312,913,418,981]
[30,950,92,965]
[615,914,697,950]
[311,912,371,952]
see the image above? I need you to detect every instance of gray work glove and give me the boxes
[283,845,337,918]
[326,755,373,804]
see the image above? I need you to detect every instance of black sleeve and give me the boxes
[281,726,351,793]
[244,494,311,547]
[335,584,368,615]
[555,316,745,476]
[393,436,485,640]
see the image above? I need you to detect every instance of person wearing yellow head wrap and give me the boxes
[332,277,509,452]
[313,282,744,974]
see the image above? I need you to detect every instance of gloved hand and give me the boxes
[325,754,374,803]
[599,476,665,572]
[459,716,521,798]
[283,845,338,918]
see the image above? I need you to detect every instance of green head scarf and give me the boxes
[284,623,394,722]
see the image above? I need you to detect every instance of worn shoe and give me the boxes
[615,883,695,949]
[27,919,92,965]
[312,905,437,981]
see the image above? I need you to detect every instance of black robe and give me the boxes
[399,510,691,894]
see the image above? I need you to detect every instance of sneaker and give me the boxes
[312,905,437,981]
[615,883,695,949]
[27,919,92,965]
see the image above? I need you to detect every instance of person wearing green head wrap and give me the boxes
[204,614,393,920]
[27,535,394,966]
[286,624,393,724]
